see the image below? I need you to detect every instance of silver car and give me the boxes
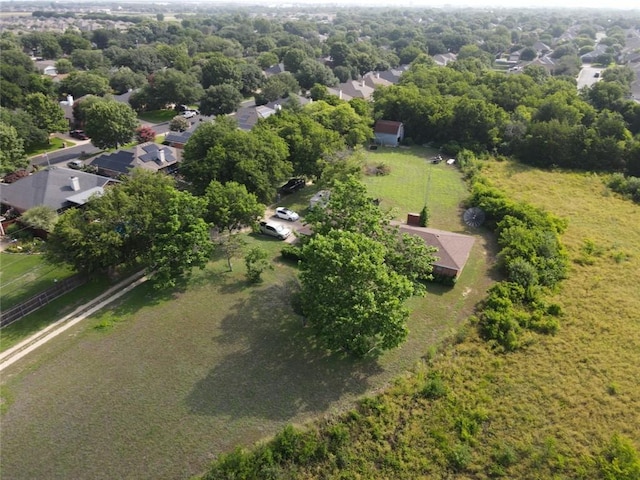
[275,207,300,222]
[259,221,291,240]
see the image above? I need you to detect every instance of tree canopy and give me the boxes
[46,170,212,288]
[84,99,139,150]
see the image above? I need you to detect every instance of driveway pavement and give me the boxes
[577,64,604,90]
[264,206,306,244]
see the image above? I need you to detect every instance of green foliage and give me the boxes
[46,170,212,288]
[419,205,429,227]
[200,84,243,116]
[595,434,640,480]
[421,372,447,400]
[0,122,27,175]
[168,115,190,132]
[84,100,139,150]
[203,180,264,232]
[181,117,291,202]
[244,246,272,283]
[19,205,58,232]
[299,230,413,357]
[607,173,640,204]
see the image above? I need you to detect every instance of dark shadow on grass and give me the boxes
[186,280,383,420]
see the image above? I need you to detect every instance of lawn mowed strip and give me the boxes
[0,149,494,479]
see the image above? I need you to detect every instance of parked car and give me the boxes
[275,207,299,222]
[69,130,89,140]
[259,221,291,240]
[279,177,305,194]
[181,110,198,119]
[67,160,83,169]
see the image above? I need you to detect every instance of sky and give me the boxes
[252,0,640,9]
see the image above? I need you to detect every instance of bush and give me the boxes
[245,246,272,283]
[595,434,640,480]
[135,125,156,143]
[281,244,303,263]
[421,372,447,399]
[419,205,429,227]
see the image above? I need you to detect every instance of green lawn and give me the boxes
[137,109,178,123]
[0,154,495,479]
[26,136,76,157]
[0,253,75,310]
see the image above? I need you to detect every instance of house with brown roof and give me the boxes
[394,221,475,279]
[374,120,405,146]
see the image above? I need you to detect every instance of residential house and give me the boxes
[394,221,475,279]
[1,167,115,214]
[89,143,180,178]
[373,120,404,147]
[263,63,286,77]
[234,96,310,131]
[432,53,457,66]
[164,128,195,149]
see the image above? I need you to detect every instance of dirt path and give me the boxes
[0,271,148,372]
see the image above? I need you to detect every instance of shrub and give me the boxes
[245,247,272,283]
[447,443,472,472]
[419,205,429,227]
[281,244,303,263]
[595,434,640,480]
[421,372,447,399]
[135,125,156,143]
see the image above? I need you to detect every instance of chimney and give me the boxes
[158,148,166,163]
[67,94,73,105]
[70,176,80,192]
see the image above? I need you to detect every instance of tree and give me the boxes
[135,125,156,144]
[134,68,203,111]
[240,63,265,96]
[299,230,413,357]
[245,246,272,283]
[0,123,28,175]
[70,49,109,71]
[201,54,242,89]
[47,170,212,288]
[218,233,246,271]
[295,59,338,90]
[203,180,265,232]
[419,205,430,227]
[181,117,291,201]
[20,205,58,232]
[200,84,243,116]
[169,115,190,132]
[25,93,68,134]
[84,100,139,150]
[109,67,146,95]
[0,107,48,151]
[59,71,111,98]
[55,58,73,74]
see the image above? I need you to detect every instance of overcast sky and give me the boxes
[258,0,640,9]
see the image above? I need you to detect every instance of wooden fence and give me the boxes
[1,274,88,328]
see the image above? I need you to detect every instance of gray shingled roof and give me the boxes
[90,143,179,175]
[1,167,114,213]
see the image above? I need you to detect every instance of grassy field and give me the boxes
[0,253,75,310]
[263,160,640,478]
[0,150,494,479]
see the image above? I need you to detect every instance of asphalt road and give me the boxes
[576,64,604,90]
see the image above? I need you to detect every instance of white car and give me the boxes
[181,110,198,119]
[259,221,291,240]
[275,207,300,222]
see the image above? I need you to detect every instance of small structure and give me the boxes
[394,220,475,279]
[0,167,115,214]
[374,120,405,147]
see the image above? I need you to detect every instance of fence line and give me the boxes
[1,274,88,327]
